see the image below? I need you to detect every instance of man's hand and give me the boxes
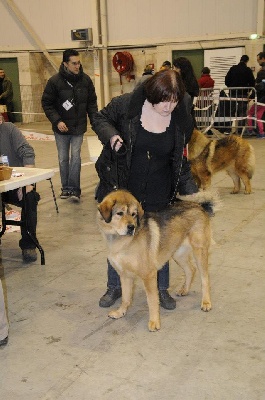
[110,135,123,152]
[57,121,68,133]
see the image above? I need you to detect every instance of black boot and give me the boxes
[99,288,122,308]
[159,290,176,310]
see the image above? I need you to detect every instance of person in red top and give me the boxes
[198,67,215,88]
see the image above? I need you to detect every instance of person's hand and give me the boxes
[57,121,68,133]
[110,135,123,151]
[0,114,4,125]
[17,185,34,201]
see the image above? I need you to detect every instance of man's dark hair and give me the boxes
[63,49,80,63]
[257,52,265,60]
[240,55,249,63]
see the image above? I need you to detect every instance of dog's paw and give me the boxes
[201,301,212,312]
[108,308,126,319]
[148,319,161,332]
[176,286,189,296]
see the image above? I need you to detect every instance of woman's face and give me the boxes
[153,100,178,116]
[173,66,181,74]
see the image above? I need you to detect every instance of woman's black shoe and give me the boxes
[159,290,176,310]
[99,288,122,307]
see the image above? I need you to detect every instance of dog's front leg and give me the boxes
[143,270,160,332]
[108,272,133,320]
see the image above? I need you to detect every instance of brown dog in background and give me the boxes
[188,129,255,194]
[97,189,215,332]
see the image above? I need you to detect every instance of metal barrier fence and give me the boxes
[194,87,259,136]
[9,85,264,133]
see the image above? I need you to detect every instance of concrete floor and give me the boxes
[0,125,264,400]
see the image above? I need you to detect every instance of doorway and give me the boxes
[0,58,22,122]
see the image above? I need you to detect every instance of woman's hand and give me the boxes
[110,135,123,152]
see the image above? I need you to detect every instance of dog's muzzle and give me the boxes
[126,224,135,236]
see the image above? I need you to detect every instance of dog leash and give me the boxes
[112,138,128,190]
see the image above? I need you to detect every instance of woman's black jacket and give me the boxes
[93,84,198,202]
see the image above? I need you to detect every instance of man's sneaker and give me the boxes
[69,191,80,202]
[99,288,122,307]
[257,133,265,139]
[159,290,176,310]
[22,249,37,263]
[60,190,70,199]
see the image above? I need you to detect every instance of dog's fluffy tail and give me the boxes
[176,189,222,217]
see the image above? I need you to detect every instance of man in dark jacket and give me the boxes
[247,52,265,137]
[42,49,98,201]
[0,68,14,122]
[225,55,255,132]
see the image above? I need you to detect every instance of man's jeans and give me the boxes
[54,132,83,194]
[106,259,170,291]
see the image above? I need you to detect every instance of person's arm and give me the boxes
[93,94,128,145]
[225,68,232,87]
[248,69,255,88]
[175,94,198,195]
[9,125,36,198]
[41,79,62,126]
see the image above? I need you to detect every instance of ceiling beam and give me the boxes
[4,0,59,72]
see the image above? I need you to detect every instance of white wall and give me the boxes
[106,0,259,46]
[0,0,262,50]
[0,0,264,114]
[0,0,94,51]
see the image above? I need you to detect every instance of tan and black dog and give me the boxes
[188,129,255,194]
[97,189,215,332]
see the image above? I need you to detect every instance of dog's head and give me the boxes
[97,190,144,236]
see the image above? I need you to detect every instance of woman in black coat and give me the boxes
[94,69,198,310]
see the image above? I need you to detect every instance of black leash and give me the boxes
[112,139,128,190]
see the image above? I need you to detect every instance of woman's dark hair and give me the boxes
[173,57,199,98]
[63,49,80,63]
[173,57,196,81]
[202,67,210,74]
[144,69,185,104]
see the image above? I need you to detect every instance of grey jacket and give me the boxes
[0,122,35,167]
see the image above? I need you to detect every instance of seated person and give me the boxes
[0,113,40,262]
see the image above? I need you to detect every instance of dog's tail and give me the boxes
[176,189,222,217]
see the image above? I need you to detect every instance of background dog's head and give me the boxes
[97,190,144,236]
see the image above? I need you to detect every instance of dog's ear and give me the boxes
[136,202,144,226]
[98,199,115,223]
